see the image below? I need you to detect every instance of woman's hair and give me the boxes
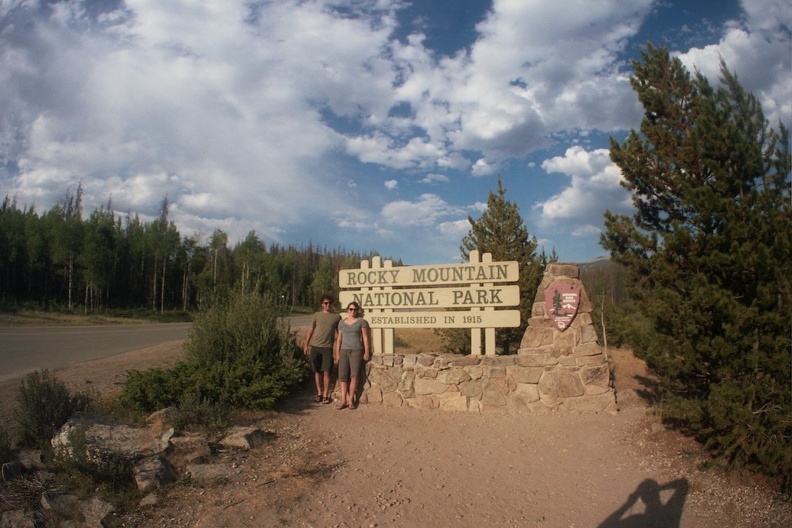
[346,301,362,313]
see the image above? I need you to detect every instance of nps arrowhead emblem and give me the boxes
[543,281,580,332]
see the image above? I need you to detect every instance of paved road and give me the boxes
[0,323,192,383]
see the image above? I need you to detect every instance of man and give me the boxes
[303,294,341,404]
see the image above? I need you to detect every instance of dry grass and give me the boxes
[391,327,445,354]
[0,310,148,327]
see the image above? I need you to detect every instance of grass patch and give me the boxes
[15,370,95,450]
[391,328,444,354]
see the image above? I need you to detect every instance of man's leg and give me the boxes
[322,371,331,398]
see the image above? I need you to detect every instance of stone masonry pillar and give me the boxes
[517,263,617,413]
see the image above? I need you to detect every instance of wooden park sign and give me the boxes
[339,251,520,355]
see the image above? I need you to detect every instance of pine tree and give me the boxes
[451,177,548,354]
[601,44,791,486]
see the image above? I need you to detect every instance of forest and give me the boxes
[0,187,391,314]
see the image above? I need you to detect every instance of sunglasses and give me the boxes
[347,307,357,312]
[322,301,331,305]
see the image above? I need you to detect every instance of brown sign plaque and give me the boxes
[543,281,580,331]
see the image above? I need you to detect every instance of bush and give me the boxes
[120,291,307,414]
[15,370,94,450]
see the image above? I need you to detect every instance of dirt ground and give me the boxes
[2,330,790,528]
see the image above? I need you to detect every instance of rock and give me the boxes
[459,380,483,399]
[51,412,173,468]
[186,463,233,481]
[480,380,506,406]
[0,509,38,528]
[168,434,211,471]
[507,366,543,384]
[438,394,469,412]
[16,450,45,471]
[580,365,610,387]
[220,427,274,450]
[413,378,448,396]
[134,455,176,491]
[146,407,180,436]
[79,496,114,528]
[651,422,666,434]
[382,391,404,407]
[140,493,159,507]
[40,490,78,516]
[368,368,398,393]
[1,461,23,481]
[538,369,585,399]
[436,368,471,385]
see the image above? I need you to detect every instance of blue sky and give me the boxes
[1,0,789,265]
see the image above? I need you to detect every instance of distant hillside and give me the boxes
[578,256,611,270]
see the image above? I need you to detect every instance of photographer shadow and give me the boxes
[598,478,689,528]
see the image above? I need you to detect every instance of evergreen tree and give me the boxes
[309,255,336,306]
[449,177,547,354]
[601,44,791,485]
[78,204,117,312]
[48,185,84,310]
[235,230,267,295]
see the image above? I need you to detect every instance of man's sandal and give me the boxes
[322,397,332,404]
[314,395,323,403]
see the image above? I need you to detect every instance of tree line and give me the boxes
[0,188,388,313]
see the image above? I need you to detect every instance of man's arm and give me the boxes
[303,327,314,355]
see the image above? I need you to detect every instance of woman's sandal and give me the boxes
[322,397,332,404]
[314,395,323,403]
[349,402,357,410]
[336,402,348,410]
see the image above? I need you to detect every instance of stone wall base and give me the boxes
[339,352,617,414]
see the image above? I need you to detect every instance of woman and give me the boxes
[334,301,370,410]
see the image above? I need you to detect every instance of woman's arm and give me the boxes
[334,325,343,363]
[362,322,370,361]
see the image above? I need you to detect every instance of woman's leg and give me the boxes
[337,349,351,409]
[338,381,349,408]
[347,350,363,408]
[348,376,358,408]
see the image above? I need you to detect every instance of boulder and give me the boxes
[134,455,176,491]
[51,412,173,468]
[220,427,274,450]
[79,496,115,528]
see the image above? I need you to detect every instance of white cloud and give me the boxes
[537,146,631,226]
[421,173,450,184]
[674,0,792,126]
[469,201,487,213]
[0,0,788,266]
[471,158,498,177]
[380,193,463,227]
[438,219,470,238]
[571,224,602,237]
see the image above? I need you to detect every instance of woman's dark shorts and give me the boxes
[310,346,333,373]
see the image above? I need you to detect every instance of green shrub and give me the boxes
[15,370,94,450]
[120,291,307,415]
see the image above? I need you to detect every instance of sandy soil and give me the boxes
[2,337,790,527]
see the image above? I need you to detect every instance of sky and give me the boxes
[1,0,790,266]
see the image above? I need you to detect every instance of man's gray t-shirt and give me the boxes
[310,312,341,348]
